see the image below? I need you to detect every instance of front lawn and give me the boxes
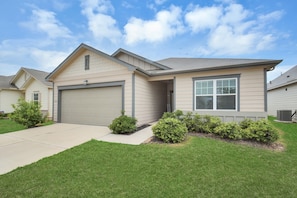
[0,119,27,134]
[0,117,296,197]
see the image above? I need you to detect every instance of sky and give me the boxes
[0,0,296,82]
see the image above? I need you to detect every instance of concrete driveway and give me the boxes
[0,123,111,175]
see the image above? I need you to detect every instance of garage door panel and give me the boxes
[61,86,122,126]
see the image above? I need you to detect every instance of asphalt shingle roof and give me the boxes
[22,68,52,87]
[0,75,16,89]
[152,58,282,75]
[267,65,297,90]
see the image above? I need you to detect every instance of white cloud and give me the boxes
[185,2,283,55]
[155,0,167,5]
[21,8,72,39]
[124,5,184,45]
[0,39,69,73]
[221,3,250,25]
[81,0,121,43]
[30,48,69,70]
[185,6,222,32]
[259,10,284,22]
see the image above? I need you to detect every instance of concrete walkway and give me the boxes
[0,123,153,175]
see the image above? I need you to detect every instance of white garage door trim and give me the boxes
[57,81,125,125]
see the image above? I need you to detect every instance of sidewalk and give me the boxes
[98,125,153,145]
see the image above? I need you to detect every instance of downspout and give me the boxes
[52,82,55,121]
[264,68,268,112]
[173,76,176,111]
[132,73,135,118]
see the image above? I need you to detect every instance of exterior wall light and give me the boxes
[84,80,88,85]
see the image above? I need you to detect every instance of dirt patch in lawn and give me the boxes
[144,132,285,152]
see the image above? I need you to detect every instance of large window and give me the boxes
[195,78,237,111]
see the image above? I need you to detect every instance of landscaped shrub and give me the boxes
[198,115,222,133]
[244,119,279,143]
[214,122,242,140]
[109,111,137,134]
[239,118,254,129]
[182,112,196,132]
[9,98,43,128]
[152,117,188,143]
[161,110,183,120]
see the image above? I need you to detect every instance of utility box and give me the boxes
[277,110,292,121]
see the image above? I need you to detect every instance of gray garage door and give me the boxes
[61,86,122,126]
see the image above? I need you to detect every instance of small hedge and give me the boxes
[109,111,137,134]
[152,117,188,143]
[9,98,43,128]
[155,110,279,144]
[243,119,279,143]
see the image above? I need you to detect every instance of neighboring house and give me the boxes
[267,65,297,116]
[0,75,23,113]
[46,43,282,126]
[0,68,53,119]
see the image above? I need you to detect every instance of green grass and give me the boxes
[0,119,27,134]
[0,117,297,197]
[0,119,54,134]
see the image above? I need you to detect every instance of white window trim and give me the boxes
[32,92,41,103]
[194,78,238,111]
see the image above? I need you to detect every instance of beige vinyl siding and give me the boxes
[116,53,160,71]
[151,66,266,113]
[52,49,133,122]
[57,50,129,79]
[0,90,23,113]
[135,73,167,125]
[268,83,297,116]
[240,67,265,112]
[25,79,49,112]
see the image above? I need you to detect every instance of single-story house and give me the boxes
[46,43,282,126]
[267,65,297,117]
[0,75,23,113]
[0,68,53,119]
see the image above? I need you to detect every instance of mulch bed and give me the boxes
[144,132,285,151]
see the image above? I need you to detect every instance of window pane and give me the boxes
[230,79,236,86]
[217,80,222,87]
[34,93,38,101]
[196,96,213,109]
[217,88,222,94]
[223,80,229,86]
[208,81,213,87]
[202,88,207,94]
[217,95,235,110]
[202,81,207,87]
[230,87,236,93]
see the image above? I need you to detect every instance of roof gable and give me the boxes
[10,67,52,89]
[268,65,297,90]
[46,43,137,81]
[112,48,170,70]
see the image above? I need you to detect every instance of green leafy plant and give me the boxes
[214,122,242,140]
[152,117,188,143]
[109,111,137,134]
[239,118,254,129]
[9,98,43,128]
[244,119,279,143]
[199,115,222,133]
